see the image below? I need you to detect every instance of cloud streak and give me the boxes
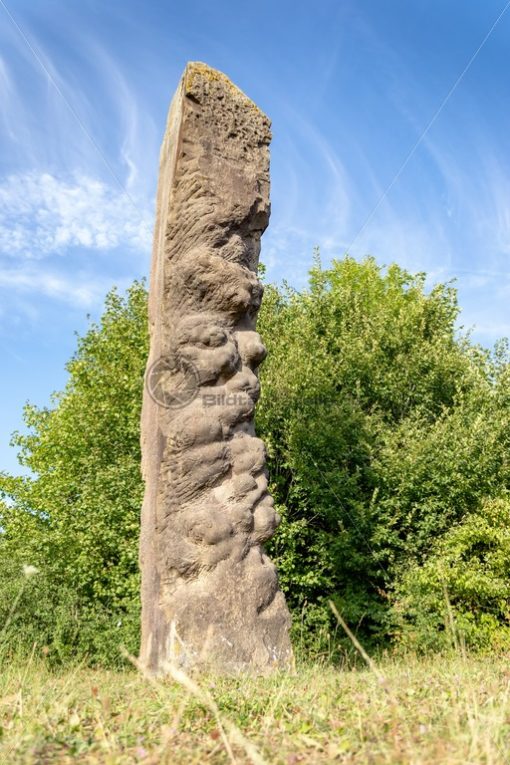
[0,171,152,259]
[0,262,122,306]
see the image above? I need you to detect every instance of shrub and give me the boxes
[258,256,510,647]
[0,282,147,665]
[391,497,510,651]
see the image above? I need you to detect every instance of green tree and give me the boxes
[0,282,148,665]
[257,256,510,649]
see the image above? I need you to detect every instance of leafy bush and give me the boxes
[257,256,510,649]
[391,497,510,651]
[0,282,147,665]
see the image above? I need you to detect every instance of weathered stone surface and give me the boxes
[139,62,292,674]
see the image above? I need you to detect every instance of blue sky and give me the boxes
[1,0,510,475]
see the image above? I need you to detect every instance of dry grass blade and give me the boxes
[162,662,237,765]
[328,600,385,682]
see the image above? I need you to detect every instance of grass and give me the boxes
[1,651,510,764]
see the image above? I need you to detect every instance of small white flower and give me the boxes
[22,564,39,578]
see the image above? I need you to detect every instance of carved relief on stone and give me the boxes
[139,63,292,673]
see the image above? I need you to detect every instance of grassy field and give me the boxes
[1,651,510,764]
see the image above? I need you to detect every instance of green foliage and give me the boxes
[392,497,510,652]
[257,256,510,650]
[0,282,148,665]
[2,255,510,663]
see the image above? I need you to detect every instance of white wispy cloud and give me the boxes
[0,56,14,139]
[0,263,121,306]
[93,47,160,195]
[351,206,454,274]
[0,171,152,259]
[265,106,355,283]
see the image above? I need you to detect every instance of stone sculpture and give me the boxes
[139,62,292,673]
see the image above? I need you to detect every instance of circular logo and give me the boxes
[146,355,200,409]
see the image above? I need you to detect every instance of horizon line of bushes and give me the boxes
[2,254,510,666]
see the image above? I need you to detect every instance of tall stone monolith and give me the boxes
[139,62,292,674]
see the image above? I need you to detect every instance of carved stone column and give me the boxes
[139,62,292,673]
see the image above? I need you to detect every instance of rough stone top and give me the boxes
[183,61,271,126]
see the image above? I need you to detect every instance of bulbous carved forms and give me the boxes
[139,62,292,673]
